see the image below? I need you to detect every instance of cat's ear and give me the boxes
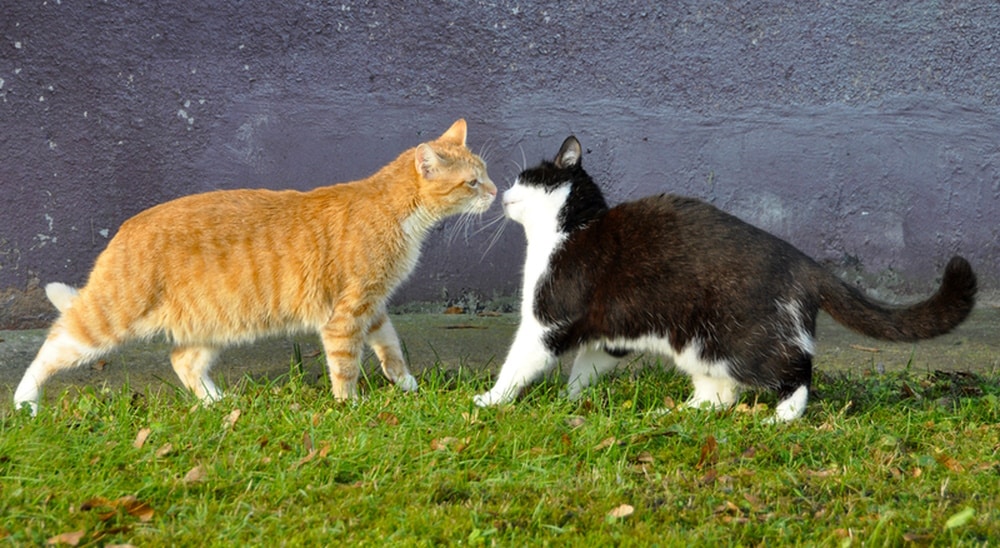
[438,119,468,146]
[415,143,442,179]
[554,136,582,169]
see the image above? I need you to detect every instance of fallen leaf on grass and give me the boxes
[902,531,935,543]
[296,441,332,468]
[696,435,717,470]
[132,428,152,449]
[222,409,241,430]
[607,504,634,520]
[593,437,617,451]
[633,451,654,464]
[92,360,107,372]
[443,306,464,314]
[935,453,964,473]
[804,468,840,478]
[700,468,718,485]
[155,443,174,458]
[565,416,586,429]
[80,496,155,522]
[183,465,208,483]
[377,412,400,426]
[47,530,85,546]
[734,402,768,414]
[303,431,314,453]
[430,437,470,453]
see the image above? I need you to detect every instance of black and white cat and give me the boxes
[474,136,977,422]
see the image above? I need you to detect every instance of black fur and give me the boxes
[526,136,977,395]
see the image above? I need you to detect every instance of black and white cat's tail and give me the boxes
[816,256,977,342]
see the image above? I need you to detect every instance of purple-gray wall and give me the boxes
[2,1,998,328]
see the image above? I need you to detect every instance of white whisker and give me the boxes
[480,213,510,261]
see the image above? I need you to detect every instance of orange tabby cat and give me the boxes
[14,119,497,414]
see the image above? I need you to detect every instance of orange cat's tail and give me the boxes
[45,282,79,312]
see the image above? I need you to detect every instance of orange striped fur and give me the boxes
[14,119,496,414]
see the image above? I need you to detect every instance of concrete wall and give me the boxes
[1,1,998,328]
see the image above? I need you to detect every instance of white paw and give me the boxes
[395,374,419,393]
[13,397,39,417]
[473,391,510,407]
[13,380,41,417]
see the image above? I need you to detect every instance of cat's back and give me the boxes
[611,193,806,259]
[123,187,312,235]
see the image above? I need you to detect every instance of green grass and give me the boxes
[1,361,998,546]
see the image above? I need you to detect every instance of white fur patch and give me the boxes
[771,385,809,423]
[778,298,815,356]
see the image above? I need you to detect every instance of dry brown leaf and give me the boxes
[701,468,718,485]
[80,496,113,512]
[560,433,572,450]
[607,504,634,519]
[935,453,964,472]
[461,411,480,425]
[378,412,400,426]
[133,428,152,449]
[633,451,654,464]
[431,437,457,451]
[902,532,934,543]
[565,416,586,429]
[155,443,174,458]
[443,306,464,314]
[311,412,322,427]
[297,450,318,467]
[302,431,314,453]
[594,436,617,451]
[120,496,154,522]
[696,435,718,470]
[430,437,469,453]
[805,468,840,478]
[46,530,85,546]
[92,360,107,372]
[222,409,242,430]
[317,441,331,459]
[183,464,208,483]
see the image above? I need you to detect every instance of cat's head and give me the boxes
[414,119,497,216]
[504,136,608,234]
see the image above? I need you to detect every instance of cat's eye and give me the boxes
[466,179,480,187]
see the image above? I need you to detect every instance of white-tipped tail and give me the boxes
[44,282,79,312]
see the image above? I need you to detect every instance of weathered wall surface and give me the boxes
[1,1,998,328]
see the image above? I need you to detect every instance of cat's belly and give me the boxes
[600,334,733,379]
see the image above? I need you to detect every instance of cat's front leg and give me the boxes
[474,321,555,406]
[365,311,418,393]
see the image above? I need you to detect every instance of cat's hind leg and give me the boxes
[13,328,103,415]
[170,346,222,403]
[564,343,623,400]
[474,320,555,407]
[766,354,813,423]
[366,312,418,393]
[320,312,366,400]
